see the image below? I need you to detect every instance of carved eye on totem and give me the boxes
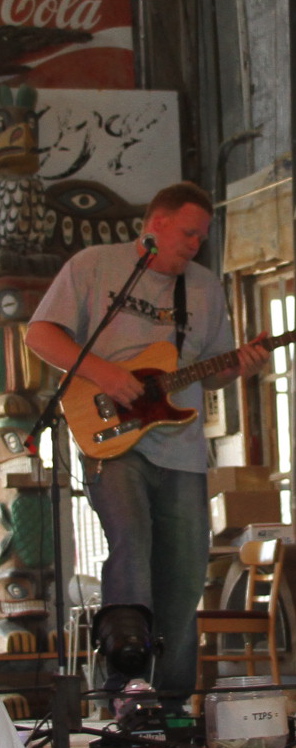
[56,186,111,216]
[2,431,24,454]
[6,581,29,600]
[71,192,97,211]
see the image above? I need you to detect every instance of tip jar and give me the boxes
[205,676,288,748]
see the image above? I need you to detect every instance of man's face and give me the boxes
[141,202,211,275]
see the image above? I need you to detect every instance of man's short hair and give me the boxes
[144,181,213,222]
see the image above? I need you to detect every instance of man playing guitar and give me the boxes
[26,181,269,718]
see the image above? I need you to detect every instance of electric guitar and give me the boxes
[60,330,296,460]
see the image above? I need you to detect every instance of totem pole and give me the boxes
[0,83,60,653]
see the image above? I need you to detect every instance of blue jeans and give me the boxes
[84,450,209,698]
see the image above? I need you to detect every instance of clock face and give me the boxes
[0,290,22,319]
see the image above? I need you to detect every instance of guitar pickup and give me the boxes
[93,418,142,443]
[94,393,117,420]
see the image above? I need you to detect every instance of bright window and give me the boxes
[255,272,294,524]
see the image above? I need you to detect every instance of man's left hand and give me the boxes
[237,331,270,379]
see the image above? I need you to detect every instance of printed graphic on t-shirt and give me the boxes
[108,289,191,328]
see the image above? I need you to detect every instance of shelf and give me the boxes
[0,650,87,661]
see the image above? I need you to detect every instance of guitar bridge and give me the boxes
[93,418,142,443]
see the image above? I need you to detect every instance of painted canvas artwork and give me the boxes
[36,89,182,204]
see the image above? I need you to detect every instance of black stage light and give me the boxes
[92,604,153,677]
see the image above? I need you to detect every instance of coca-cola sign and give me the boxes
[2,1,102,30]
[0,0,133,31]
[0,0,134,88]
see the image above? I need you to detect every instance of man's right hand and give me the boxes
[26,321,144,409]
[94,359,144,409]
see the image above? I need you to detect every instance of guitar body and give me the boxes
[60,328,296,460]
[61,341,198,460]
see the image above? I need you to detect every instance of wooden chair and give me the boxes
[0,693,30,720]
[192,538,285,714]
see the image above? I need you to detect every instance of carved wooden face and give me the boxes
[0,105,39,176]
[0,558,54,619]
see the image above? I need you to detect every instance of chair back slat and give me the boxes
[240,538,279,565]
[253,594,272,604]
[239,538,285,615]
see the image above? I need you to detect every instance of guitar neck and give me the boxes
[160,329,296,394]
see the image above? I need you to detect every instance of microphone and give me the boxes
[141,233,158,255]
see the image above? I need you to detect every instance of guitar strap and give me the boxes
[174,273,186,357]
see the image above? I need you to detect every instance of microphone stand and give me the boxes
[24,244,157,747]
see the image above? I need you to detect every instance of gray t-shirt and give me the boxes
[30,242,234,472]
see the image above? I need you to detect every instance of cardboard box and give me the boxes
[210,490,281,535]
[207,466,273,498]
[232,523,295,546]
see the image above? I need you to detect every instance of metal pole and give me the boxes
[288,0,296,537]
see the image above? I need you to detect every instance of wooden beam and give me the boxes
[232,270,251,464]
